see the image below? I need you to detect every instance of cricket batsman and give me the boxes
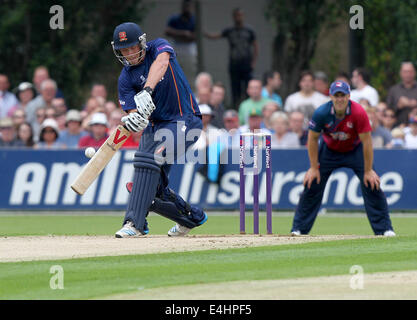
[111,22,207,237]
[291,81,396,237]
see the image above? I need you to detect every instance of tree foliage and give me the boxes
[0,0,148,107]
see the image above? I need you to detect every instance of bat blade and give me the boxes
[71,125,131,195]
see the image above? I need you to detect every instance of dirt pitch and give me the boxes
[0,234,373,262]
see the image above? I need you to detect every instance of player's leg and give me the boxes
[291,143,337,235]
[349,145,394,235]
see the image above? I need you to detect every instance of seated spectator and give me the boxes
[35,118,64,149]
[222,109,240,135]
[108,108,124,132]
[32,66,64,98]
[57,110,88,148]
[232,108,272,148]
[32,107,46,142]
[382,108,397,131]
[209,82,226,128]
[387,62,417,126]
[196,86,211,105]
[376,102,388,123]
[334,71,351,86]
[194,72,213,93]
[262,71,283,107]
[261,101,279,131]
[350,68,379,107]
[284,71,329,121]
[26,79,58,129]
[0,74,19,118]
[239,79,271,125]
[55,111,67,132]
[105,101,118,118]
[14,82,36,111]
[192,104,221,150]
[51,98,67,115]
[314,71,329,96]
[0,117,25,148]
[81,97,103,130]
[404,115,417,148]
[365,106,392,148]
[390,128,405,149]
[359,98,371,109]
[17,122,35,148]
[78,112,109,148]
[12,109,27,129]
[270,111,300,148]
[289,111,308,146]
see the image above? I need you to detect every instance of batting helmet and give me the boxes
[111,22,147,66]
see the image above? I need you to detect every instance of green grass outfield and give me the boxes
[1,214,417,299]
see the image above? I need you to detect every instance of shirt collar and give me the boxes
[331,100,351,116]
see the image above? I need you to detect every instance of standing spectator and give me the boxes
[14,82,36,111]
[25,79,58,129]
[284,71,329,121]
[382,108,397,131]
[238,79,271,125]
[365,106,392,148]
[404,115,417,148]
[17,122,35,148]
[261,101,279,131]
[0,74,19,118]
[262,71,283,107]
[32,66,64,98]
[57,110,88,148]
[35,118,64,149]
[209,82,226,128]
[270,111,300,148]
[205,8,258,106]
[12,109,26,129]
[350,68,379,107]
[314,71,329,96]
[165,0,197,87]
[0,117,24,147]
[387,62,417,126]
[289,111,308,146]
[78,112,109,148]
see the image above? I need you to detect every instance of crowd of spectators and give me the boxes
[0,66,139,150]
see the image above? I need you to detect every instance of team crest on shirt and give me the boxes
[119,32,127,42]
[347,121,353,128]
[330,132,350,141]
[325,121,334,128]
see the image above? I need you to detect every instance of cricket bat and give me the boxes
[71,125,131,195]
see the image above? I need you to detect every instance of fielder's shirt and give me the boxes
[118,38,200,122]
[309,100,372,152]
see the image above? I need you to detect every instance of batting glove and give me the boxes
[134,87,156,119]
[121,112,149,132]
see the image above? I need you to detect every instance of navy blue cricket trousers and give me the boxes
[291,141,393,235]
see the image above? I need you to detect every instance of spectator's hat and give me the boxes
[199,104,213,116]
[409,115,417,124]
[89,112,108,127]
[223,109,238,119]
[66,109,82,123]
[40,118,59,138]
[329,81,350,95]
[0,117,14,129]
[249,108,262,117]
[14,82,36,98]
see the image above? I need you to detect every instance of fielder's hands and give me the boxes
[364,170,380,191]
[121,112,149,132]
[303,167,321,189]
[134,88,156,119]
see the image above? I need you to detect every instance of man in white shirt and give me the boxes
[284,71,329,121]
[350,68,379,107]
[405,115,417,148]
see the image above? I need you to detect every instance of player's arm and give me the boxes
[203,31,222,39]
[165,26,195,42]
[304,130,321,188]
[359,131,380,190]
[143,52,170,90]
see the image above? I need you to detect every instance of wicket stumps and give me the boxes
[239,132,272,234]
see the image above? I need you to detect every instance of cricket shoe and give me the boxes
[291,230,301,236]
[168,212,208,237]
[115,221,145,238]
[383,230,396,237]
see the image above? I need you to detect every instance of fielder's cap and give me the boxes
[40,118,59,132]
[409,115,417,124]
[66,109,82,123]
[89,112,108,126]
[330,80,350,95]
[199,104,213,116]
[0,117,14,128]
[249,108,262,117]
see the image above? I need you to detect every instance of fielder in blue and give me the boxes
[291,81,395,237]
[111,22,207,237]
